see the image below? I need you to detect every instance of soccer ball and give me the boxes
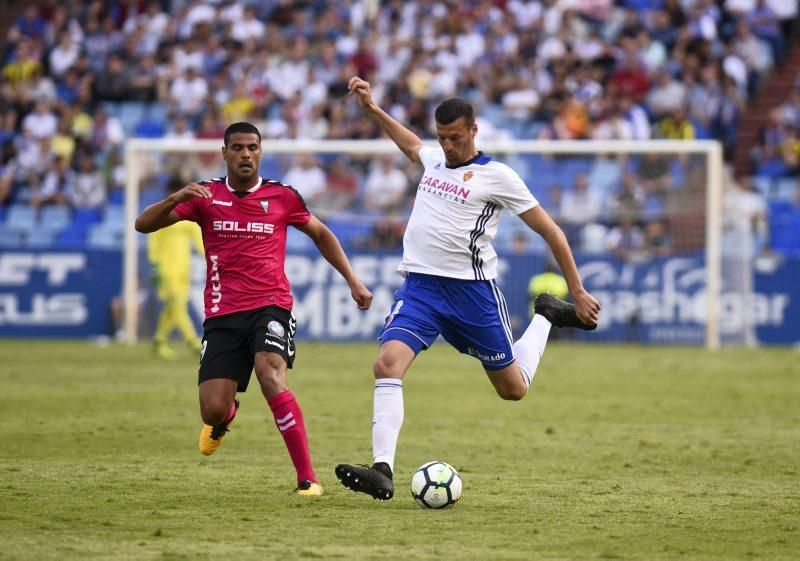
[411,460,462,509]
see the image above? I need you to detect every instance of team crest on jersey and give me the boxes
[434,163,441,169]
[260,201,269,213]
[463,171,474,182]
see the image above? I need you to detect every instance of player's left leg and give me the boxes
[254,351,321,496]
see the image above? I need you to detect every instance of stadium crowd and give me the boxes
[0,0,798,255]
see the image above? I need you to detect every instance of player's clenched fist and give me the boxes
[350,281,373,311]
[348,76,374,110]
[169,182,212,203]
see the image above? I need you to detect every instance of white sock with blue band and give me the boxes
[372,378,404,472]
[512,315,551,390]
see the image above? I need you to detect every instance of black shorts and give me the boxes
[199,306,297,392]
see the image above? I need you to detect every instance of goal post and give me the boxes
[123,138,726,348]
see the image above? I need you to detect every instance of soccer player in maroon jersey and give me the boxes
[135,122,373,496]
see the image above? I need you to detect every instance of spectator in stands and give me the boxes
[55,68,83,105]
[646,68,688,119]
[88,108,125,151]
[32,156,73,212]
[22,100,57,140]
[591,102,636,140]
[0,0,796,258]
[26,68,56,104]
[127,55,159,103]
[10,5,47,41]
[723,171,768,257]
[364,154,409,213]
[607,55,651,104]
[230,5,265,43]
[779,87,800,128]
[14,130,52,191]
[324,157,359,212]
[559,172,603,248]
[68,152,106,210]
[643,218,673,258]
[49,30,80,78]
[619,94,652,140]
[609,170,645,218]
[751,107,794,177]
[733,18,773,79]
[606,214,646,261]
[283,153,327,209]
[94,53,131,102]
[51,116,76,163]
[169,67,208,119]
[747,0,786,64]
[656,107,696,140]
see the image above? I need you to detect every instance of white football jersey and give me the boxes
[399,146,538,280]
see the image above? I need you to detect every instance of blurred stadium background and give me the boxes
[1,0,799,347]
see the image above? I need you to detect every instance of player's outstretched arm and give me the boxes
[296,216,373,310]
[134,182,211,233]
[518,206,601,327]
[348,76,424,165]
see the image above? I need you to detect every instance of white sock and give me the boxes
[512,315,551,390]
[372,379,404,473]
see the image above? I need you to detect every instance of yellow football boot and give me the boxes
[154,341,176,360]
[294,480,324,496]
[198,399,239,456]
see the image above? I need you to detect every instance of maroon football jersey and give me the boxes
[173,177,310,319]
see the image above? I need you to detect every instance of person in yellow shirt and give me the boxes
[148,177,204,359]
[656,107,696,140]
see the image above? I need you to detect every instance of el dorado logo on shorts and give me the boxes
[260,200,269,213]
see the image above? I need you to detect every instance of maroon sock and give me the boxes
[267,390,316,484]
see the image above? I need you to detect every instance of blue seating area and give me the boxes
[0,203,126,249]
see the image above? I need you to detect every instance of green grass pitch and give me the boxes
[1,340,798,560]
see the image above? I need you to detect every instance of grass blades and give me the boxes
[0,341,798,560]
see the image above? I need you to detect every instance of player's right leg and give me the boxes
[337,276,440,500]
[336,340,417,500]
[198,378,239,456]
[485,293,597,400]
[196,320,250,456]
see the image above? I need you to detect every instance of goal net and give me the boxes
[124,138,739,349]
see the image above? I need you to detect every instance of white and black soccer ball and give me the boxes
[410,460,462,509]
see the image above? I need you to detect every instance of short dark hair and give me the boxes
[224,122,262,146]
[434,98,475,127]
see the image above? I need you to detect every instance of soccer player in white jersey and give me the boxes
[336,77,602,500]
